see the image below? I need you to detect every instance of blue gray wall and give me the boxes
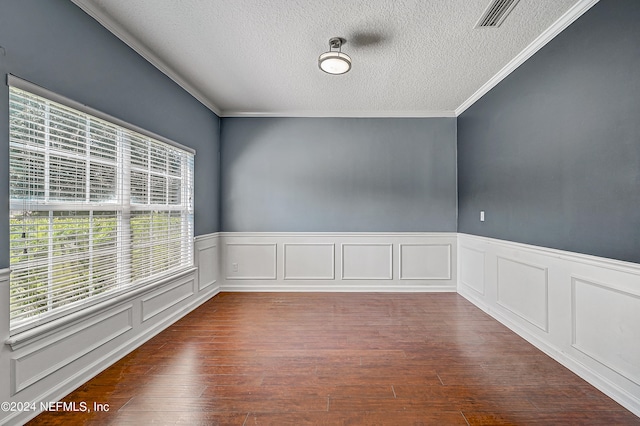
[457,0,640,263]
[0,0,221,268]
[221,117,457,232]
[3,0,638,265]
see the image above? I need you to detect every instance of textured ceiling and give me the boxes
[72,0,594,117]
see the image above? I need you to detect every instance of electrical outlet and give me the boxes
[480,211,485,222]
[232,263,239,272]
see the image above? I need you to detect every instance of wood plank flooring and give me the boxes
[27,292,639,425]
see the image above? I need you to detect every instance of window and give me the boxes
[8,76,195,333]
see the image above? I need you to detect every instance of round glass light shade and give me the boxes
[318,51,352,75]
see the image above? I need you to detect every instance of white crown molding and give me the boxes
[454,0,600,116]
[73,0,598,120]
[219,110,457,118]
[70,0,223,116]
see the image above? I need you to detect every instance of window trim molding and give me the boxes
[7,74,195,155]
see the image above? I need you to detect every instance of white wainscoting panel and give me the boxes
[457,233,640,417]
[572,277,640,387]
[141,277,195,322]
[225,243,277,280]
[220,233,457,292]
[497,256,549,332]
[284,244,335,280]
[195,235,218,291]
[460,246,485,295]
[342,244,393,280]
[12,305,133,394]
[2,235,220,426]
[399,244,451,280]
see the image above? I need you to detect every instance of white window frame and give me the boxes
[7,75,196,335]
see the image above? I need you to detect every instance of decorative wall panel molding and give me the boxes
[571,277,640,387]
[399,244,451,280]
[141,278,195,322]
[220,232,457,292]
[195,235,219,290]
[283,244,335,280]
[457,233,640,417]
[460,246,485,295]
[12,305,133,393]
[496,256,549,332]
[225,243,277,280]
[341,244,393,280]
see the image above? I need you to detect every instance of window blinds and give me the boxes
[8,79,194,332]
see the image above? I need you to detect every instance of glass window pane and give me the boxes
[168,150,182,176]
[150,144,167,172]
[168,178,181,205]
[89,162,117,202]
[129,134,148,168]
[89,119,117,162]
[9,148,45,200]
[131,171,148,204]
[150,175,167,204]
[49,155,86,201]
[48,106,86,155]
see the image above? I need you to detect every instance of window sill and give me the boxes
[5,266,197,350]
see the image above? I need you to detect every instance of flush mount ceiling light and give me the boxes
[318,37,351,75]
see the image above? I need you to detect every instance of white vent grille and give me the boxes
[476,0,521,28]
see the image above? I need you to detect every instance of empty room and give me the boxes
[0,0,639,424]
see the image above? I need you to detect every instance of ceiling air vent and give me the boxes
[475,0,521,28]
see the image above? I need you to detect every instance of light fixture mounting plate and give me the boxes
[329,37,346,49]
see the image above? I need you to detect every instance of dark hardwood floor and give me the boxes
[27,292,638,425]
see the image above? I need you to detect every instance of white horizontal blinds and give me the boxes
[9,85,194,331]
[128,132,194,282]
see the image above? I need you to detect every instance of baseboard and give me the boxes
[223,284,456,292]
